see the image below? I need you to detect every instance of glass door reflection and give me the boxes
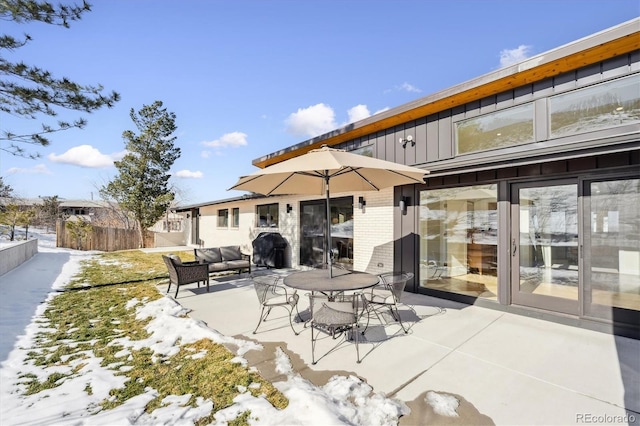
[512,182,579,314]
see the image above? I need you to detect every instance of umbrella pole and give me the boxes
[325,173,332,279]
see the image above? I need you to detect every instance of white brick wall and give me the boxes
[190,190,395,272]
[353,188,394,275]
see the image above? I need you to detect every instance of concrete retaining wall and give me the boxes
[0,239,38,276]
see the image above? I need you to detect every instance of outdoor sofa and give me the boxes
[194,246,251,276]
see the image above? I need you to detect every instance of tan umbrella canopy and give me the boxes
[229,145,428,276]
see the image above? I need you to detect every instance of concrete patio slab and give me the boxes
[162,269,640,425]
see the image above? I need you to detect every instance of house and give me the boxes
[175,18,640,338]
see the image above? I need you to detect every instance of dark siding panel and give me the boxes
[602,54,630,79]
[477,170,497,183]
[576,63,602,86]
[400,186,417,284]
[532,78,554,97]
[438,111,453,158]
[497,168,518,179]
[568,157,597,171]
[480,95,497,114]
[415,117,427,164]
[459,172,476,184]
[496,90,514,109]
[375,131,386,161]
[597,152,631,168]
[518,164,541,176]
[443,175,458,186]
[542,160,568,175]
[426,114,439,161]
[514,84,533,103]
[631,51,640,72]
[425,176,443,186]
[554,71,577,92]
[385,129,396,162]
[403,123,417,165]
[465,100,481,118]
[394,126,404,164]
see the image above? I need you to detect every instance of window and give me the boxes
[231,207,239,228]
[419,184,498,300]
[549,74,640,138]
[217,209,229,227]
[163,220,181,231]
[256,203,278,228]
[350,144,374,157]
[456,103,534,155]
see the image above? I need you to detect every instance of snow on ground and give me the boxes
[0,228,413,425]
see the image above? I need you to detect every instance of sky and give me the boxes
[0,229,433,425]
[1,0,639,206]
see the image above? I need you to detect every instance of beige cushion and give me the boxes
[225,259,250,269]
[196,248,222,263]
[220,246,242,261]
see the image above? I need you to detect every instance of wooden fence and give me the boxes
[56,220,154,251]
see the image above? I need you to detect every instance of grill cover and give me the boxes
[252,232,287,268]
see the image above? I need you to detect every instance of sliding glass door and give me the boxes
[584,176,640,324]
[511,181,579,314]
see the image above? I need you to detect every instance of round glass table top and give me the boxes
[283,268,380,292]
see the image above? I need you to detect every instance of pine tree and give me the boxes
[0,177,14,197]
[0,0,120,158]
[100,101,180,248]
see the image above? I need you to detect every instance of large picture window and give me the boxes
[549,74,640,138]
[419,184,498,300]
[256,203,279,228]
[456,103,534,155]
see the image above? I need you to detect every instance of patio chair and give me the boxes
[308,292,365,364]
[363,271,414,333]
[252,275,301,335]
[162,254,210,298]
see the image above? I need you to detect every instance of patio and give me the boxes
[161,267,640,425]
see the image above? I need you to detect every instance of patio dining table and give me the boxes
[283,268,380,298]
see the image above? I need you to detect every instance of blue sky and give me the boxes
[2,0,638,205]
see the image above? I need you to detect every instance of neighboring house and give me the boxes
[176,19,639,338]
[1,197,185,247]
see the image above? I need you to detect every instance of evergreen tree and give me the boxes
[0,203,20,240]
[18,207,36,239]
[1,0,120,158]
[100,101,180,248]
[0,177,13,197]
[39,195,60,231]
[65,218,91,250]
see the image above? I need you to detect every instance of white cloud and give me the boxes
[500,45,532,67]
[174,170,203,179]
[285,103,336,137]
[6,164,52,175]
[399,82,421,93]
[346,104,371,123]
[202,132,248,148]
[385,82,422,94]
[47,145,124,168]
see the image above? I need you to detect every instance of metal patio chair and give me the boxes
[363,271,414,334]
[308,292,365,364]
[252,275,301,335]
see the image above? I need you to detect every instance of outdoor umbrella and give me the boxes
[229,145,428,277]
